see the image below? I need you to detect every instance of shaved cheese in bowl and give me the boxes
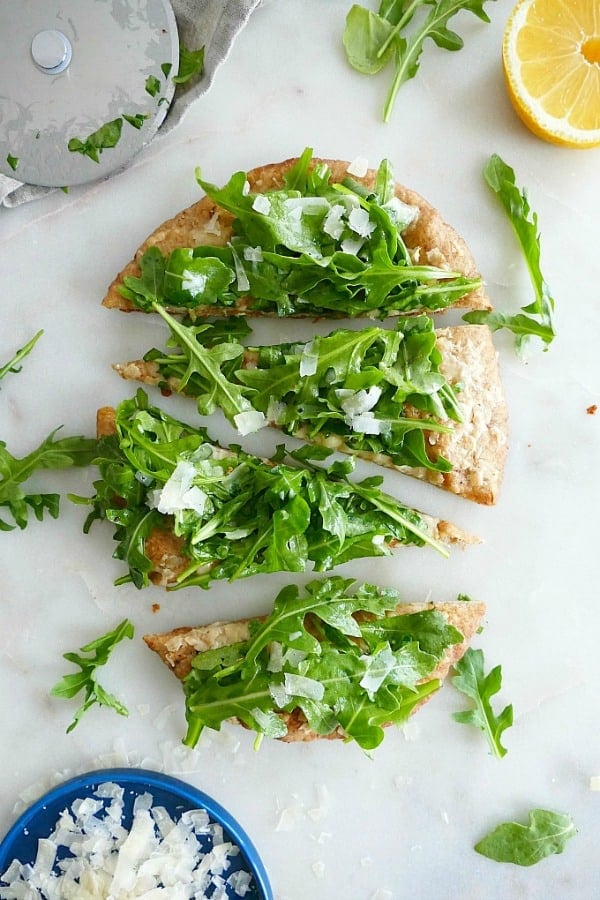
[0,769,272,900]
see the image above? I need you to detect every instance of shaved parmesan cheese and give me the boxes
[204,210,221,236]
[181,269,208,298]
[266,397,286,425]
[269,682,290,709]
[233,409,267,436]
[267,642,284,673]
[242,180,250,196]
[349,413,386,435]
[590,776,600,791]
[0,785,253,899]
[359,646,396,698]
[383,196,418,229]
[299,341,319,377]
[228,243,250,293]
[252,194,271,215]
[322,204,346,240]
[337,386,382,418]
[340,236,364,256]
[283,673,324,701]
[148,461,208,516]
[284,196,329,216]
[242,245,263,264]
[346,156,369,177]
[312,860,326,879]
[348,207,376,239]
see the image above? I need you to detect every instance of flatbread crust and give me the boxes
[144,599,486,742]
[103,157,491,315]
[96,406,478,588]
[113,324,508,505]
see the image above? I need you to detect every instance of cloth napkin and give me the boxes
[0,0,261,208]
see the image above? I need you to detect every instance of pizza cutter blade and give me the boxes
[0,0,179,188]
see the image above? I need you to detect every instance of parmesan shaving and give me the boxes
[251,194,271,215]
[181,269,208,299]
[299,341,318,377]
[346,156,369,177]
[348,207,376,239]
[283,673,324,701]
[242,245,263,264]
[147,461,208,517]
[340,236,364,256]
[322,204,346,240]
[233,409,267,436]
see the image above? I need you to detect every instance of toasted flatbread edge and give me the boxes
[144,599,486,742]
[96,406,479,588]
[113,324,508,505]
[102,156,491,315]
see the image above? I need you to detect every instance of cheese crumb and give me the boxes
[590,776,600,791]
[182,268,208,298]
[347,156,369,177]
[252,194,271,215]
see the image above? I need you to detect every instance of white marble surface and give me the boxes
[1,2,599,898]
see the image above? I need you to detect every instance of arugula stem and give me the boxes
[377,0,420,58]
[0,329,43,382]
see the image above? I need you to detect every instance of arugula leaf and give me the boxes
[0,430,98,531]
[145,75,161,97]
[120,151,482,318]
[84,391,449,590]
[182,576,463,749]
[137,311,460,473]
[0,330,43,385]
[6,153,19,172]
[68,119,123,163]
[173,45,205,84]
[51,619,134,732]
[463,154,556,353]
[475,809,577,866]
[123,113,149,130]
[343,1,495,123]
[452,647,513,757]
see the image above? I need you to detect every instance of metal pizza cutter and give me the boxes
[0,0,179,187]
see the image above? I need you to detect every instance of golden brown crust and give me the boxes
[143,599,486,742]
[113,324,508,505]
[102,156,490,315]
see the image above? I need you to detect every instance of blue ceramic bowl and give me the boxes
[0,768,273,899]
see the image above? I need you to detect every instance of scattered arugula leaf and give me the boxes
[343,1,495,122]
[145,75,162,97]
[463,154,556,352]
[120,150,482,318]
[0,430,98,531]
[161,62,173,78]
[475,809,577,866]
[68,119,123,163]
[123,113,149,130]
[82,390,449,590]
[182,576,464,749]
[0,330,43,385]
[51,619,134,732]
[6,153,19,172]
[452,647,513,757]
[138,309,461,473]
[173,45,205,84]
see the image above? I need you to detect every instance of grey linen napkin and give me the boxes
[0,0,260,208]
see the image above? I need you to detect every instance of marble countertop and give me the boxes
[1,2,598,898]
